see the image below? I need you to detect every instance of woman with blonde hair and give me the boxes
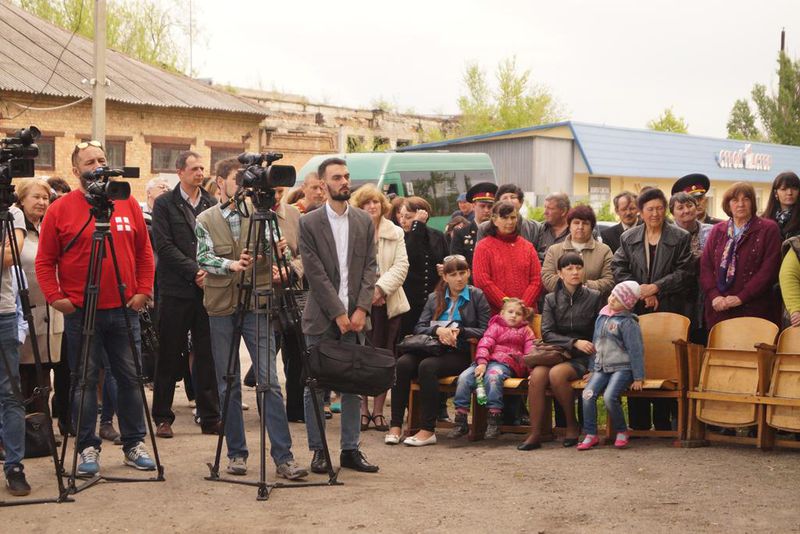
[350,184,410,431]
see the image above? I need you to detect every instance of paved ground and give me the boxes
[4,355,800,533]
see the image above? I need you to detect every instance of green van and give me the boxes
[297,152,496,231]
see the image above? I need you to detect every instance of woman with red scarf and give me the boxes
[700,182,782,329]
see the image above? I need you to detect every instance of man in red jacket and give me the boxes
[35,141,156,475]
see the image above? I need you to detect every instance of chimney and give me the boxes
[781,28,786,52]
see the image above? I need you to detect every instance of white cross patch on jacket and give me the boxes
[114,216,131,232]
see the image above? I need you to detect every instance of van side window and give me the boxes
[398,170,495,218]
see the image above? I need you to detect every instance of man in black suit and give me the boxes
[601,191,639,253]
[151,150,220,438]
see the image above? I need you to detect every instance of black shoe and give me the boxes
[5,465,31,496]
[517,441,541,451]
[310,450,329,474]
[340,449,379,473]
[563,438,579,447]
[484,413,502,440]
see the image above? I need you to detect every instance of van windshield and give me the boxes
[400,170,494,219]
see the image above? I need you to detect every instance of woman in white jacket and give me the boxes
[351,185,410,431]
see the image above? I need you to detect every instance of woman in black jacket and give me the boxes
[519,253,602,451]
[387,255,490,447]
[398,197,449,337]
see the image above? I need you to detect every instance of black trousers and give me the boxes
[391,350,470,432]
[277,325,305,422]
[628,399,674,431]
[152,296,219,426]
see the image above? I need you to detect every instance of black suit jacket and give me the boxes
[601,223,625,253]
[152,185,217,299]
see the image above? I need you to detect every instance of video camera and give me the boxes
[0,126,40,209]
[81,166,140,201]
[238,152,296,191]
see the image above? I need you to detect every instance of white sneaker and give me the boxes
[227,457,247,476]
[78,446,100,475]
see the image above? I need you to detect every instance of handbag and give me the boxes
[396,334,443,356]
[25,412,52,458]
[523,341,571,368]
[304,335,396,397]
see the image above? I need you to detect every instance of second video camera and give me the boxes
[1,126,40,180]
[238,152,296,190]
[82,166,140,201]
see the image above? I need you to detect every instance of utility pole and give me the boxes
[91,0,107,145]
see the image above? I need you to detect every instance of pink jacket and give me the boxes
[475,315,537,378]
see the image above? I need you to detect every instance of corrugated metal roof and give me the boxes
[0,0,265,115]
[399,120,800,183]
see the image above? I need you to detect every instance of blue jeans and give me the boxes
[100,346,118,424]
[64,307,147,452]
[208,311,293,464]
[304,326,361,451]
[0,313,25,473]
[582,369,633,435]
[453,362,511,412]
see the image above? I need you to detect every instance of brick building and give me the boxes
[0,1,456,201]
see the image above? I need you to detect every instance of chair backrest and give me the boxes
[638,312,690,380]
[531,314,542,339]
[707,317,779,350]
[777,327,800,354]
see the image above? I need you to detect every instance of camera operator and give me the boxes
[150,151,220,438]
[194,158,307,479]
[0,200,30,495]
[35,140,156,474]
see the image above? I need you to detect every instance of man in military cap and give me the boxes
[672,173,723,225]
[449,182,497,266]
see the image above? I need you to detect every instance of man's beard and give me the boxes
[328,187,350,201]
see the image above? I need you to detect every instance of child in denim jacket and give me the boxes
[449,298,536,440]
[578,281,644,450]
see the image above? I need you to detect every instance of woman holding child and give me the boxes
[386,255,490,447]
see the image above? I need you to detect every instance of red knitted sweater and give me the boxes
[473,233,542,314]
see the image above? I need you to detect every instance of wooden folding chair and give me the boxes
[470,314,542,440]
[684,317,778,448]
[604,312,690,444]
[761,327,800,450]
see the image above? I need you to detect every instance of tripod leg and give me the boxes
[104,232,164,478]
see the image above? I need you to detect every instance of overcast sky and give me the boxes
[192,0,798,138]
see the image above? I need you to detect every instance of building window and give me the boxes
[373,137,390,151]
[80,138,125,168]
[588,177,611,212]
[151,144,190,173]
[35,137,55,170]
[347,135,365,152]
[396,139,411,148]
[210,147,243,172]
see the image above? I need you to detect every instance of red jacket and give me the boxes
[35,190,154,310]
[473,233,542,314]
[475,314,537,378]
[699,216,781,328]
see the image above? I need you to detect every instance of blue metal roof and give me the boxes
[399,121,800,183]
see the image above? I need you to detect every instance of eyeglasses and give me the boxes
[443,254,466,264]
[75,140,103,150]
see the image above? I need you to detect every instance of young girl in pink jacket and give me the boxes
[449,298,536,440]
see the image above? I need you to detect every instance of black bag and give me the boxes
[305,336,395,396]
[25,412,52,458]
[396,334,443,356]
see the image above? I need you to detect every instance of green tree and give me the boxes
[17,0,193,73]
[646,107,689,133]
[726,99,765,141]
[751,52,800,146]
[456,56,564,137]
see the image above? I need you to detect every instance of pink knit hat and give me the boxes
[611,281,641,310]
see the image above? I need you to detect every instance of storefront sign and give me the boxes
[717,144,772,171]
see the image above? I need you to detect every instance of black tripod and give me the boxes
[205,189,341,500]
[60,192,165,494]
[0,204,73,507]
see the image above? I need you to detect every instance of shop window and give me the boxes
[588,177,611,212]
[151,144,190,173]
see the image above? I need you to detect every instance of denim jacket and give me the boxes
[590,311,645,380]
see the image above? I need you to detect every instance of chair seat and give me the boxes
[569,378,677,390]
[502,377,527,389]
[438,376,458,386]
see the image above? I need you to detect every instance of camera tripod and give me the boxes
[0,203,73,507]
[60,192,165,494]
[204,189,341,501]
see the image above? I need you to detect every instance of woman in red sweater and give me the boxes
[473,201,542,315]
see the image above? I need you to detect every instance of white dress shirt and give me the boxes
[325,202,350,310]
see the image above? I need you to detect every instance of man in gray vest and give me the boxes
[299,157,379,474]
[195,157,308,480]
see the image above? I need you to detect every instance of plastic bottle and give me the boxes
[476,376,488,406]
